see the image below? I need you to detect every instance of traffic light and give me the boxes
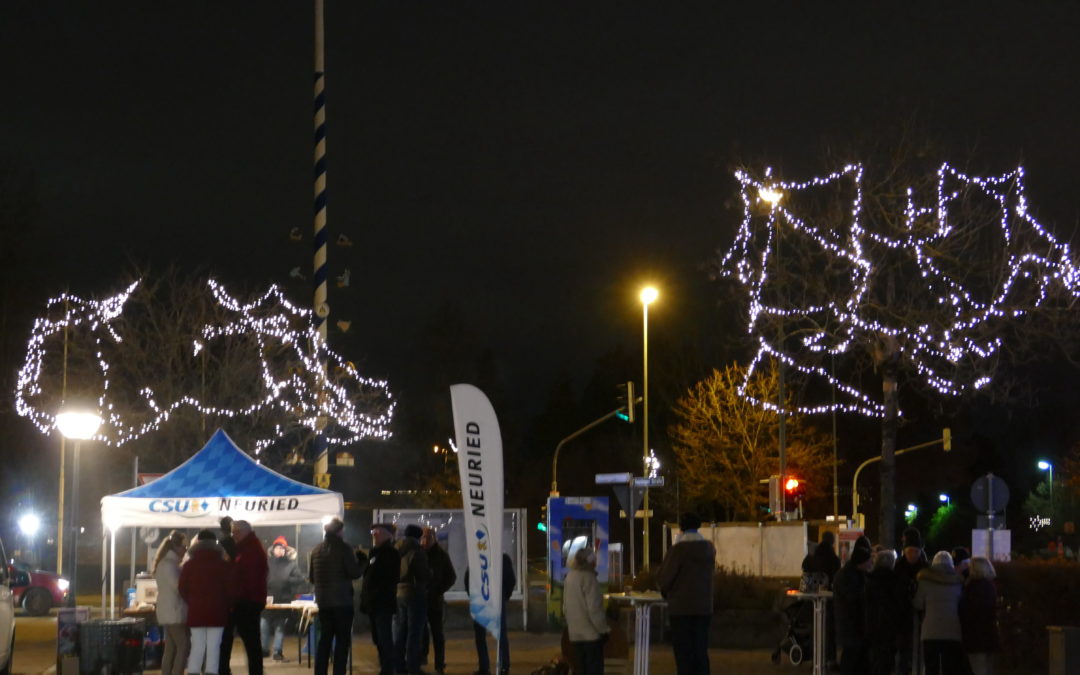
[537,503,548,532]
[942,427,952,452]
[784,477,800,493]
[615,381,635,423]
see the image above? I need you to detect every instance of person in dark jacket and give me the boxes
[217,517,240,675]
[361,523,401,675]
[959,557,1000,675]
[865,549,905,675]
[894,527,929,675]
[420,527,457,674]
[465,553,515,675]
[801,530,841,666]
[261,536,307,660]
[180,530,231,675]
[223,520,268,675]
[309,517,364,675]
[657,512,715,675]
[394,524,431,675]
[833,546,872,675]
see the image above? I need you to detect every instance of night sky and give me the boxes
[3,2,1080,541]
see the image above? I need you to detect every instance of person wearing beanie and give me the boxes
[833,545,873,674]
[657,512,715,675]
[215,516,239,675]
[420,527,457,674]
[951,546,972,579]
[894,526,928,675]
[361,523,400,675]
[260,536,307,660]
[394,524,431,675]
[801,530,841,666]
[865,550,905,675]
[309,518,363,675]
[914,551,965,674]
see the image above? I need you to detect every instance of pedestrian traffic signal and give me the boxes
[615,381,635,423]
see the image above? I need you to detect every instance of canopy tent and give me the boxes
[98,429,342,617]
[101,429,344,529]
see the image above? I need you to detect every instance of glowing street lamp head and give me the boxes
[640,286,658,306]
[1038,460,1052,471]
[939,493,950,503]
[758,186,783,205]
[18,513,40,537]
[55,406,102,440]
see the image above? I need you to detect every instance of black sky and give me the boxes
[4,2,1080,526]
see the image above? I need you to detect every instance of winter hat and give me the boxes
[901,526,923,550]
[196,529,217,542]
[370,522,395,535]
[951,546,971,565]
[850,546,872,567]
[273,536,288,548]
[931,550,955,570]
[404,524,424,539]
[324,517,345,535]
[854,535,872,552]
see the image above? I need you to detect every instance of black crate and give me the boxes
[78,618,145,674]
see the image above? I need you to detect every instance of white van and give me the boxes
[0,536,14,675]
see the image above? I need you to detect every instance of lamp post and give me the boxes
[939,493,950,506]
[758,186,787,518]
[18,512,40,565]
[55,406,102,604]
[1038,460,1054,511]
[639,285,658,572]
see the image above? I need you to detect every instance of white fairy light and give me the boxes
[721,162,1080,418]
[15,279,394,455]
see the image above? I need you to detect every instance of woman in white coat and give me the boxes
[153,530,189,675]
[562,548,608,675]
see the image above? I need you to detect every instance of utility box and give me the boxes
[79,618,145,674]
[1048,626,1080,675]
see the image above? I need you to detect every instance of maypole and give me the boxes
[312,0,330,478]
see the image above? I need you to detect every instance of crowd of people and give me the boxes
[152,516,493,675]
[805,525,1001,675]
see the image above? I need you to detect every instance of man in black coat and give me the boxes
[893,527,928,675]
[420,527,457,674]
[465,553,515,675]
[833,546,872,675]
[361,523,401,675]
[309,518,363,675]
[217,516,240,675]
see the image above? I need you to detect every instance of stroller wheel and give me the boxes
[788,643,803,666]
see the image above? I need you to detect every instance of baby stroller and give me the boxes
[771,594,814,666]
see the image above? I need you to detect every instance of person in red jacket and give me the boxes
[222,519,269,675]
[180,530,232,675]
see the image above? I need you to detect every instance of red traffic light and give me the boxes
[784,478,800,492]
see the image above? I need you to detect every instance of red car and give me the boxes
[9,562,69,616]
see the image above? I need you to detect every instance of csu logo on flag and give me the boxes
[148,498,212,517]
[474,526,491,601]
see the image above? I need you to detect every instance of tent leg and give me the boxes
[110,528,117,619]
[101,530,107,616]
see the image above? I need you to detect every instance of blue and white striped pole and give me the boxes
[312,0,330,475]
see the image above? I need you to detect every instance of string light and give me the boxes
[721,162,1080,418]
[15,279,394,455]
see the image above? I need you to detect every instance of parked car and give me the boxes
[9,562,69,616]
[0,537,15,675]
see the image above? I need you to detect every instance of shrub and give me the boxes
[995,558,1080,672]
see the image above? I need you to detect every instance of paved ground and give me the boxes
[17,615,786,675]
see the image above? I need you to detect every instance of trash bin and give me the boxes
[1048,626,1080,675]
[78,618,146,674]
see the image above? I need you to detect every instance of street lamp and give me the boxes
[1038,460,1054,507]
[640,285,658,572]
[56,405,102,605]
[19,512,41,566]
[939,493,950,505]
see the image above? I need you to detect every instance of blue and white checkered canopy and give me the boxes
[100,429,343,528]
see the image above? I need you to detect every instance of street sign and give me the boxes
[596,472,633,485]
[612,484,644,518]
[970,473,1010,513]
[632,476,665,488]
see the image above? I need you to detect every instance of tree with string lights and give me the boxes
[14,270,394,471]
[718,158,1080,545]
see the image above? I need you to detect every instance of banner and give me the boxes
[451,383,505,640]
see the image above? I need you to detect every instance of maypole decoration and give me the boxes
[14,280,394,455]
[720,162,1080,417]
[312,0,331,473]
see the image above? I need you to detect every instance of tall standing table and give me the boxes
[605,591,667,675]
[788,590,832,675]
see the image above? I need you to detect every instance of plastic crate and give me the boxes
[78,618,145,674]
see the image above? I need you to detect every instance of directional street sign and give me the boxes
[632,476,665,488]
[595,472,633,485]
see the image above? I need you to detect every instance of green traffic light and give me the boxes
[536,522,547,532]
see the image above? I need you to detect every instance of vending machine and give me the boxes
[546,496,609,626]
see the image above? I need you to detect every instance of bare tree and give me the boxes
[15,268,394,471]
[669,362,833,521]
[717,149,1080,545]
